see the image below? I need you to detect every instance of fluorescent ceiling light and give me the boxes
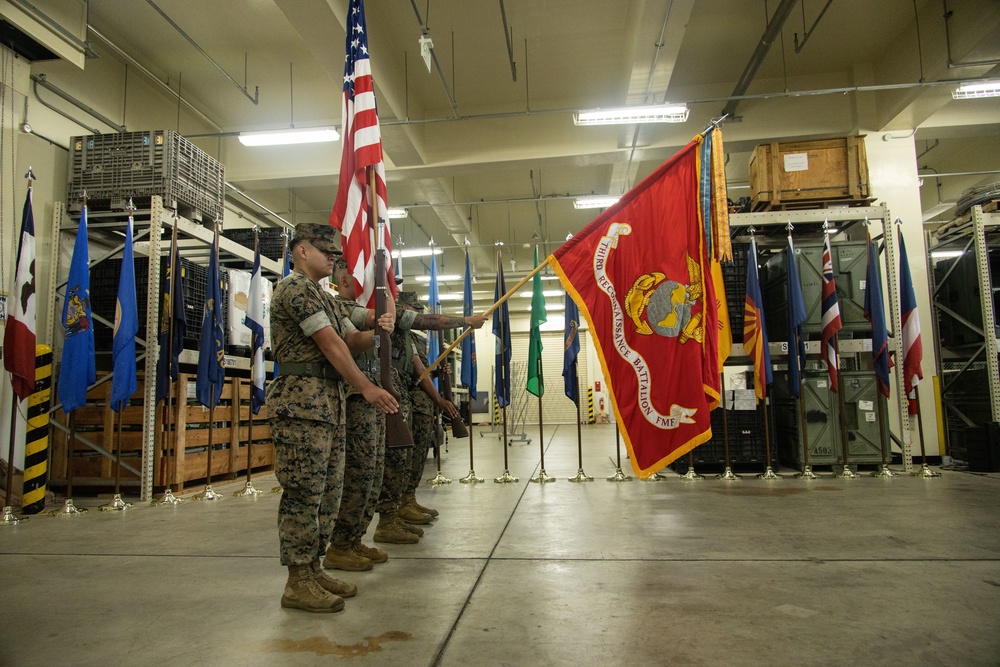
[519,290,565,298]
[437,291,492,301]
[574,196,620,210]
[387,207,409,219]
[397,247,442,258]
[238,127,339,146]
[414,274,461,282]
[931,250,965,258]
[952,80,1000,99]
[574,103,689,126]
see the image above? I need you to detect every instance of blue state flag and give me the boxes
[460,249,478,399]
[563,292,581,405]
[155,235,187,402]
[58,204,96,413]
[492,259,511,408]
[196,230,226,407]
[246,236,266,413]
[110,215,139,412]
[427,250,440,390]
[864,232,891,398]
[786,236,808,398]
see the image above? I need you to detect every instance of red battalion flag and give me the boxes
[4,186,37,401]
[550,139,720,478]
[820,233,843,392]
[898,227,923,415]
[329,0,396,308]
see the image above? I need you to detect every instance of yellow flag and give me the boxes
[711,259,732,364]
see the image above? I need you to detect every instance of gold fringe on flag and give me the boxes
[711,127,732,262]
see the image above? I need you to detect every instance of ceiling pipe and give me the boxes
[408,0,459,117]
[721,0,798,119]
[88,26,221,131]
[793,0,834,53]
[144,0,259,105]
[498,0,517,82]
[30,73,124,132]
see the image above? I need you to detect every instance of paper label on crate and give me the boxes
[817,379,828,388]
[859,279,867,291]
[861,339,872,351]
[734,399,758,411]
[859,400,874,411]
[783,153,809,172]
[865,411,876,422]
[222,355,239,368]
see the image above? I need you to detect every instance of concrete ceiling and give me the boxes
[30,0,1000,311]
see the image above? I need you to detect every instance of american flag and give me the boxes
[898,227,923,415]
[329,0,396,308]
[820,233,843,392]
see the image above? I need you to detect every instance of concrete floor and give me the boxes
[1,422,999,667]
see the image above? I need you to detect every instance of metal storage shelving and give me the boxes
[928,203,1000,465]
[48,196,285,500]
[727,203,913,469]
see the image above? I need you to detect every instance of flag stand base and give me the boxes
[568,468,594,482]
[428,472,452,485]
[233,481,263,497]
[494,470,519,484]
[459,470,485,484]
[679,468,704,481]
[716,467,742,481]
[871,464,899,478]
[99,493,133,512]
[794,466,820,480]
[833,465,859,479]
[643,472,667,482]
[192,485,224,500]
[911,464,941,479]
[607,468,633,482]
[48,498,88,516]
[757,466,783,480]
[151,489,184,507]
[1,506,26,525]
[529,469,556,484]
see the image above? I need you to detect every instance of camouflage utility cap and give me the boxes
[397,291,425,311]
[293,223,341,254]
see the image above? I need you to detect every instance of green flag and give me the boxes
[527,246,547,396]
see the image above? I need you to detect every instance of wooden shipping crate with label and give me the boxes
[749,136,872,211]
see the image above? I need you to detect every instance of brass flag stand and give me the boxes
[716,374,741,481]
[234,228,265,498]
[832,367,859,479]
[494,249,518,484]
[193,396,224,500]
[794,375,820,479]
[2,398,28,525]
[49,413,87,517]
[910,388,940,478]
[429,407,452,485]
[233,407,263,497]
[607,425,632,482]
[568,398,593,482]
[679,451,704,481]
[757,399,782,479]
[99,411,133,511]
[529,391,555,484]
[871,391,898,478]
[459,400,483,483]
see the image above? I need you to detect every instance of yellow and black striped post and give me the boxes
[587,387,595,424]
[22,345,52,515]
[493,394,501,425]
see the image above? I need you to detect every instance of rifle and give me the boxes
[437,353,468,438]
[372,174,413,448]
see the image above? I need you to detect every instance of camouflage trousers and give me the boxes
[375,385,413,514]
[271,416,346,566]
[330,395,385,547]
[406,409,435,494]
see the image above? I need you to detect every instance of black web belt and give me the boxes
[278,362,341,380]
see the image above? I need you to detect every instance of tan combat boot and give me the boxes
[353,538,388,564]
[323,544,373,572]
[310,561,358,598]
[374,512,419,544]
[403,491,439,517]
[397,502,434,525]
[280,564,345,613]
[393,516,424,537]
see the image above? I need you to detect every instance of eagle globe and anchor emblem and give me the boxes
[624,255,704,343]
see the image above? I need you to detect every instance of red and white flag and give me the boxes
[820,233,843,392]
[898,227,923,415]
[4,187,37,401]
[329,0,396,308]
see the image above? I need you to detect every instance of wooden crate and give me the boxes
[749,135,871,211]
[50,373,274,492]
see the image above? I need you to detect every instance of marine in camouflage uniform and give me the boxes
[267,223,397,613]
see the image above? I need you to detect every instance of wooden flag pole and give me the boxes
[568,392,593,482]
[48,412,88,516]
[193,396,224,500]
[153,217,183,506]
[608,421,632,481]
[493,248,518,484]
[428,406,452,485]
[716,372,741,480]
[833,367,859,479]
[529,383,555,483]
[1,398,27,524]
[757,395,782,479]
[794,373,820,479]
[99,410,132,511]
[419,255,552,382]
[459,398,483,483]
[910,387,941,478]
[871,391,898,477]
